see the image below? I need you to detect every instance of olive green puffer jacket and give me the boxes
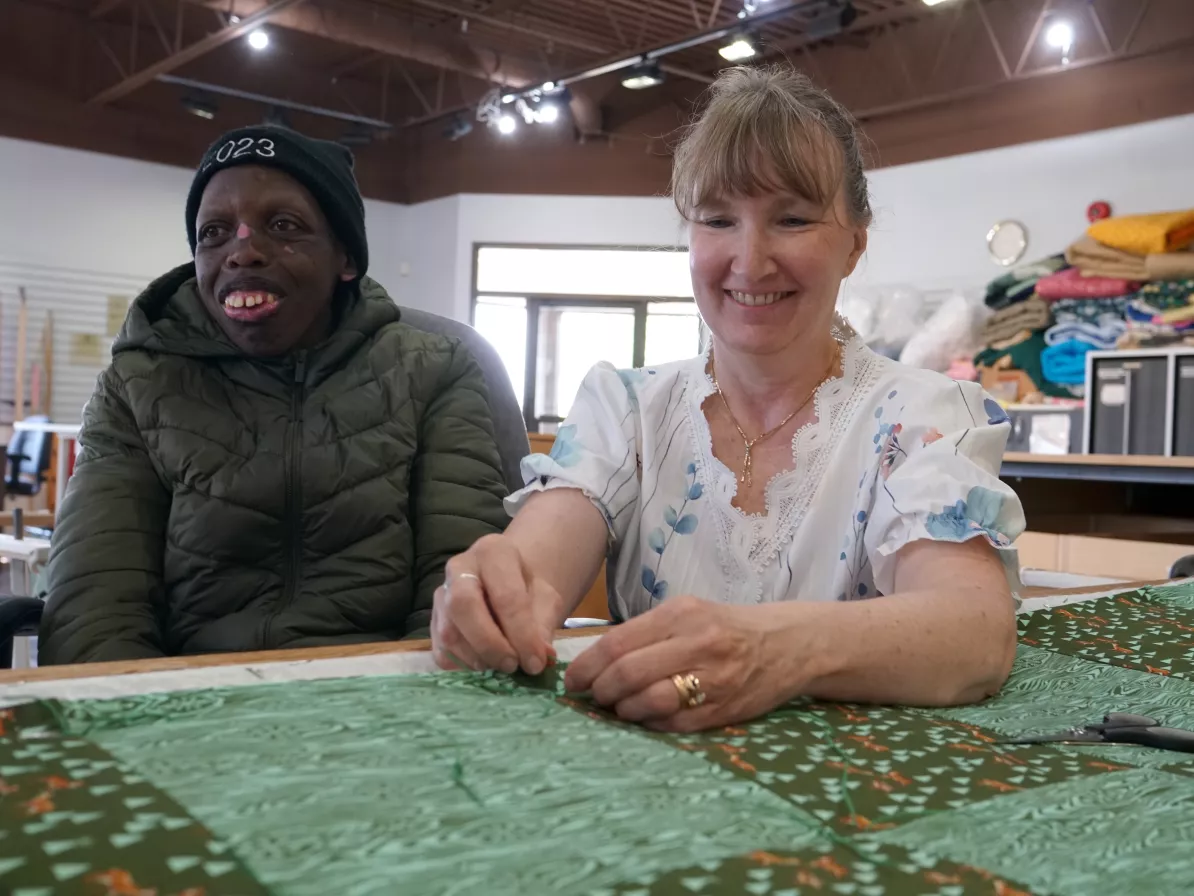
[39,264,508,664]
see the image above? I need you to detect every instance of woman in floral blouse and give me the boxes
[432,65,1025,731]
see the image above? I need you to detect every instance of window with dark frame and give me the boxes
[471,245,701,434]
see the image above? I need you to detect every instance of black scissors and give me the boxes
[997,713,1194,753]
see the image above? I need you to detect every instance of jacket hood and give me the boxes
[113,263,401,365]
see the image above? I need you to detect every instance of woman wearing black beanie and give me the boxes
[38,126,510,664]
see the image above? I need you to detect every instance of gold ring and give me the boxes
[671,673,706,709]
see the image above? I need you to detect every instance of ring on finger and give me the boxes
[446,572,480,592]
[671,672,706,709]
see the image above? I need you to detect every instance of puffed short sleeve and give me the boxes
[505,362,641,547]
[862,380,1025,595]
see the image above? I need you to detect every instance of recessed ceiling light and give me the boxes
[247,29,269,51]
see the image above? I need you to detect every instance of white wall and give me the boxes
[0,136,407,284]
[396,111,1194,321]
[860,111,1194,293]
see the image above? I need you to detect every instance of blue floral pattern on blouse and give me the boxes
[925,485,1014,547]
[548,424,583,468]
[641,462,702,603]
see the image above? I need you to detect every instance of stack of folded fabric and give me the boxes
[1066,209,1194,350]
[984,254,1067,311]
[1031,267,1138,391]
[1121,279,1194,348]
[975,255,1069,398]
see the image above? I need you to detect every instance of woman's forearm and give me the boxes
[763,585,1017,707]
[506,489,609,616]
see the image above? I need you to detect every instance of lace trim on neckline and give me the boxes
[685,336,881,601]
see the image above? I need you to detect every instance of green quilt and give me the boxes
[4,582,1194,895]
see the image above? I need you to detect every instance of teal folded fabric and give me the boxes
[1041,339,1097,385]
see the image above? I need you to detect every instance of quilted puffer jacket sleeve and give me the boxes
[405,341,510,637]
[39,369,171,664]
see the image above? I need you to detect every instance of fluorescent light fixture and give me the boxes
[719,37,757,61]
[921,0,955,6]
[621,62,665,90]
[182,96,216,120]
[497,114,517,135]
[1045,20,1074,53]
[247,29,269,50]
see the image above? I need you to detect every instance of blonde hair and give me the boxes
[671,65,872,227]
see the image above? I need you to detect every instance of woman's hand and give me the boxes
[564,595,812,732]
[431,534,566,676]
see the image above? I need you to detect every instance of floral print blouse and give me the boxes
[506,337,1025,621]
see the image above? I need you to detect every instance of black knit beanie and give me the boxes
[185,125,368,280]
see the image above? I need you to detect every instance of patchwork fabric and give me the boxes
[1018,583,1194,678]
[4,581,1194,894]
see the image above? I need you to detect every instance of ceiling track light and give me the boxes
[719,31,758,61]
[422,0,850,131]
[621,61,665,90]
[803,0,857,41]
[1045,19,1075,61]
[181,95,217,120]
[443,114,473,141]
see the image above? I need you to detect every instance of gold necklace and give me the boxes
[711,345,839,487]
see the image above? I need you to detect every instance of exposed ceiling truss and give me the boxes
[2,0,1192,202]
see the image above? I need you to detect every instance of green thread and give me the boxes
[451,757,486,807]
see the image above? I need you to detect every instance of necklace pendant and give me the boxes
[741,445,753,487]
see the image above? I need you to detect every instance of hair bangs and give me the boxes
[671,65,871,226]
[674,89,841,220]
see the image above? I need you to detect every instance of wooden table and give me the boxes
[1002,451,1194,485]
[0,582,1156,688]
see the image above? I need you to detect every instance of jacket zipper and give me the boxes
[263,351,307,649]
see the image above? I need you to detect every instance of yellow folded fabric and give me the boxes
[1087,209,1194,255]
[1066,235,1194,281]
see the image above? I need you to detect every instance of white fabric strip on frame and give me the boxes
[6,577,1192,707]
[0,636,604,707]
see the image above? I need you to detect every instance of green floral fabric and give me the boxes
[4,581,1194,895]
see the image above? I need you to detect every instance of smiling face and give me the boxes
[687,184,867,360]
[193,165,356,357]
[671,66,874,363]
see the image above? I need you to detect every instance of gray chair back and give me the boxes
[399,306,529,493]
